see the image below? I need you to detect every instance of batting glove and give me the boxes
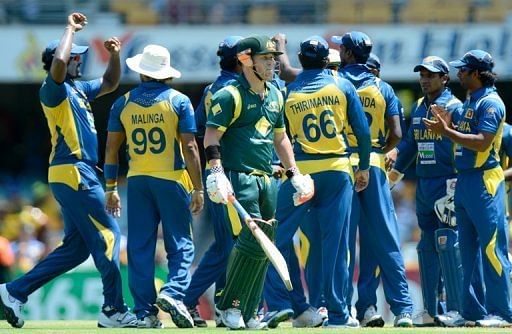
[290,172,314,206]
[206,166,233,204]
[434,194,456,227]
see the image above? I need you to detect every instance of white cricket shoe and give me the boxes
[247,317,269,330]
[323,316,359,328]
[360,305,384,327]
[156,293,193,328]
[215,306,225,327]
[476,314,512,328]
[0,284,24,328]
[261,308,294,328]
[219,308,245,329]
[292,307,324,328]
[137,315,164,328]
[98,309,138,328]
[435,310,475,327]
[317,306,328,320]
[394,312,413,327]
[412,309,436,326]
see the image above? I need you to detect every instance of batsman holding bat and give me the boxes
[203,35,314,330]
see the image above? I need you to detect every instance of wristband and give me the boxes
[205,145,221,161]
[285,166,299,179]
[104,164,119,180]
[106,182,118,192]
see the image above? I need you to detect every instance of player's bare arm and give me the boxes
[104,131,125,218]
[382,114,402,154]
[97,37,122,97]
[180,132,204,215]
[51,12,87,83]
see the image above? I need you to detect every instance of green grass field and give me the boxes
[0,321,511,333]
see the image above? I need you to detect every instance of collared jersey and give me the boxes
[341,64,400,153]
[40,75,102,166]
[284,68,370,170]
[195,70,239,139]
[395,88,462,178]
[454,86,505,172]
[108,81,196,179]
[206,74,285,175]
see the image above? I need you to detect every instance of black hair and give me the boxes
[298,53,328,70]
[354,54,369,64]
[220,57,238,71]
[42,51,54,72]
[478,70,497,87]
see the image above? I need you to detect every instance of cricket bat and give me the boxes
[228,195,293,291]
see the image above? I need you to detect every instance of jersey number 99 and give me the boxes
[132,127,166,154]
[302,110,337,142]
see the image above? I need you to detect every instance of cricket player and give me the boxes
[388,56,468,326]
[425,50,512,328]
[332,31,414,327]
[183,35,243,327]
[204,35,314,330]
[104,44,203,328]
[0,12,137,328]
[267,35,371,328]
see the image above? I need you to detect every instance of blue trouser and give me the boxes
[266,170,353,325]
[127,176,194,319]
[300,215,325,308]
[355,165,413,319]
[7,162,125,311]
[183,171,236,308]
[455,168,512,322]
[346,193,359,310]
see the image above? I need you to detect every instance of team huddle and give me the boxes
[1,11,512,329]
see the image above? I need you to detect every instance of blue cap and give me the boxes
[414,56,449,74]
[299,35,329,60]
[43,39,89,58]
[449,49,494,71]
[331,31,372,61]
[217,36,243,59]
[366,53,381,71]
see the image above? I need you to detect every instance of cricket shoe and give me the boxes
[137,315,164,328]
[156,293,193,328]
[218,308,245,329]
[215,306,225,327]
[412,309,436,327]
[292,307,324,328]
[476,314,512,328]
[98,308,138,328]
[0,284,24,328]
[247,317,268,330]
[261,308,294,328]
[394,312,413,327]
[435,310,475,327]
[317,306,328,320]
[360,305,384,327]
[187,306,207,327]
[323,316,359,328]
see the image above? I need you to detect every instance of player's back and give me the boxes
[119,83,190,175]
[285,69,354,159]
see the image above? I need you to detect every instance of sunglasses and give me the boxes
[459,66,473,73]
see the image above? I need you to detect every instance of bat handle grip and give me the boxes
[228,195,258,231]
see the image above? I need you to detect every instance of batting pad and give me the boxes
[436,228,463,312]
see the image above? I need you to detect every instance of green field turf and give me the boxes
[0,321,511,333]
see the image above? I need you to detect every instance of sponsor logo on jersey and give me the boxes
[465,108,473,119]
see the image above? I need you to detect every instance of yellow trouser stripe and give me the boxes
[485,229,503,276]
[89,215,114,261]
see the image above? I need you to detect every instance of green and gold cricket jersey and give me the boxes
[206,74,286,175]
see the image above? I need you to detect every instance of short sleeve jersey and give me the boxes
[395,88,462,178]
[108,81,196,176]
[341,64,400,153]
[206,74,285,175]
[39,75,102,166]
[454,86,505,172]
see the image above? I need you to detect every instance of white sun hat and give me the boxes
[126,44,181,79]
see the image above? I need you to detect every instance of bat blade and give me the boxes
[229,196,293,291]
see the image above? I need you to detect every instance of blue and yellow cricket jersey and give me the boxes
[454,86,505,172]
[195,70,238,139]
[395,88,462,178]
[39,75,102,166]
[341,64,399,153]
[108,81,196,185]
[284,69,371,172]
